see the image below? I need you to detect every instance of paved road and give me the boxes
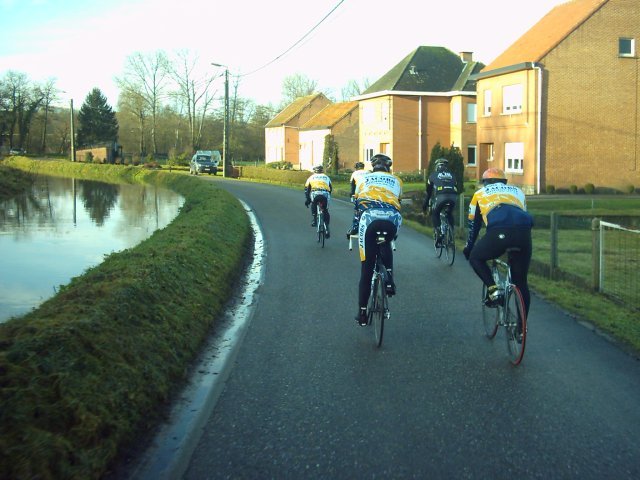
[179,178,639,478]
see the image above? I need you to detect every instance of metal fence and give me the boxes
[597,221,640,307]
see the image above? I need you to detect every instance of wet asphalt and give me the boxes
[134,177,640,479]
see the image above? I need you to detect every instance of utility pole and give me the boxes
[211,62,230,177]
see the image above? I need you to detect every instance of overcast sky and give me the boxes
[0,0,567,108]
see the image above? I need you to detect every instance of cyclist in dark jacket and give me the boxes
[463,168,534,315]
[422,158,458,246]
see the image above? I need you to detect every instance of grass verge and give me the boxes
[0,158,251,479]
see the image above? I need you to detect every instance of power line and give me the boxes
[239,0,345,78]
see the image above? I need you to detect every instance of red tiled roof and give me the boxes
[483,0,609,72]
[301,101,358,129]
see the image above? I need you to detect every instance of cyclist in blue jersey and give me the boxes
[304,165,332,238]
[353,154,403,326]
[463,168,534,315]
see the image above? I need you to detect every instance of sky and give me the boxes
[0,0,568,109]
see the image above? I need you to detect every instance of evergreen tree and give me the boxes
[323,134,339,175]
[77,88,118,147]
[428,142,465,193]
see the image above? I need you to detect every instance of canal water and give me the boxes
[0,174,184,322]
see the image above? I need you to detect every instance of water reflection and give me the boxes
[0,174,184,322]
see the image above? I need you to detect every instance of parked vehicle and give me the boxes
[189,150,220,175]
[9,148,26,155]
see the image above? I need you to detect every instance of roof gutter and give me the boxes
[470,62,538,81]
[351,90,476,101]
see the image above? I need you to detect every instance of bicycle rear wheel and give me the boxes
[433,229,443,258]
[481,283,499,339]
[317,211,325,247]
[368,272,385,348]
[504,285,527,365]
[444,224,455,266]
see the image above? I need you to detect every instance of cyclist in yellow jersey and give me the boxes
[346,161,369,237]
[353,154,403,326]
[304,165,333,237]
[463,168,534,315]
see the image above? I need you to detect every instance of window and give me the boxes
[483,90,492,116]
[505,142,524,173]
[619,38,635,57]
[487,143,494,162]
[467,145,477,166]
[364,148,374,162]
[467,103,477,123]
[502,84,522,114]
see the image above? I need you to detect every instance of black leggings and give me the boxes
[469,227,532,315]
[432,195,456,229]
[359,220,396,309]
[311,196,330,225]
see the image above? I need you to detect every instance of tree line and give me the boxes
[0,50,370,163]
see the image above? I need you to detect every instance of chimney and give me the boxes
[460,51,473,62]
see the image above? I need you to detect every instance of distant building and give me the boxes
[299,101,359,171]
[352,46,483,172]
[264,93,332,166]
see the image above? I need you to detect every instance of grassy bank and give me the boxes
[0,163,34,198]
[0,158,251,479]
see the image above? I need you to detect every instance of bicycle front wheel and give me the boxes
[504,285,527,365]
[481,283,499,339]
[445,225,455,266]
[368,273,385,348]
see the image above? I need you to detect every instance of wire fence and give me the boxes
[599,221,640,308]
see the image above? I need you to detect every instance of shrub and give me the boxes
[624,184,635,194]
[266,161,293,170]
[545,185,556,194]
[569,185,578,194]
[584,183,595,194]
[84,152,94,163]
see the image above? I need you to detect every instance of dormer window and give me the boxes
[619,38,635,57]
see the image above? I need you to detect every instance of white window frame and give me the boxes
[467,103,477,123]
[502,84,523,114]
[487,143,494,162]
[467,145,477,166]
[483,89,492,116]
[619,38,635,57]
[505,142,524,173]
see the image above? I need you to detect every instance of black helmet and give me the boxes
[354,161,365,170]
[370,154,392,172]
[313,165,324,173]
[435,158,449,172]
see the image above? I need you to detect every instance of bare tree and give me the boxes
[0,71,45,150]
[341,78,371,101]
[116,51,169,155]
[169,50,219,151]
[280,73,318,106]
[39,78,59,154]
[117,89,148,157]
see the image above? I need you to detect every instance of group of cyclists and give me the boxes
[303,154,533,327]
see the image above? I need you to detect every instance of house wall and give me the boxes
[359,95,456,173]
[265,127,284,163]
[542,0,640,191]
[450,95,479,177]
[475,69,540,193]
[299,129,329,171]
[332,109,359,170]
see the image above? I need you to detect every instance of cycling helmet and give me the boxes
[370,154,392,172]
[313,165,324,173]
[354,161,365,170]
[481,167,507,184]
[435,158,449,172]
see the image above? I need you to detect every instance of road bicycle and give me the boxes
[316,202,329,247]
[349,231,395,347]
[433,202,455,265]
[481,249,528,365]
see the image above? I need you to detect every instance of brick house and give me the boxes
[298,101,359,171]
[352,46,484,173]
[471,0,640,193]
[264,93,332,166]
